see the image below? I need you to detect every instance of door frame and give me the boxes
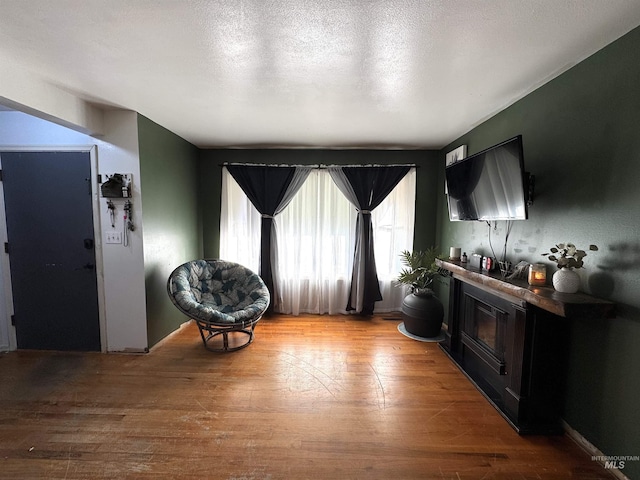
[0,145,107,352]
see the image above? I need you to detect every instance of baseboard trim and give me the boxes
[108,347,149,354]
[148,320,193,353]
[562,420,629,480]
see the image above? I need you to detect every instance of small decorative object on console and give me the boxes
[528,263,547,286]
[542,242,598,269]
[542,243,598,293]
[469,253,483,270]
[552,267,581,293]
[484,257,494,271]
[498,261,512,277]
[506,261,530,280]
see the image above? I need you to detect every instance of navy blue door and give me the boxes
[2,151,100,351]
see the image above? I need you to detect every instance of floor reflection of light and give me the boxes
[269,342,404,436]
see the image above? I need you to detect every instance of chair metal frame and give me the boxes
[192,316,260,352]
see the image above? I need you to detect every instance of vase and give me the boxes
[552,267,580,293]
[401,289,444,338]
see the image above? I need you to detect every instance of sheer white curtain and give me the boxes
[219,169,261,272]
[276,169,356,314]
[219,167,416,315]
[371,168,416,312]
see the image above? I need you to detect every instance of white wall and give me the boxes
[0,110,148,352]
[0,51,104,136]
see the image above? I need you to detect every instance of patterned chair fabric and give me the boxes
[167,260,270,351]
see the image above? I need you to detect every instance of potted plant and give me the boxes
[396,247,446,338]
[542,242,598,293]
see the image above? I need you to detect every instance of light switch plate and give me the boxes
[106,231,122,244]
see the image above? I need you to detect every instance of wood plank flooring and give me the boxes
[0,315,614,479]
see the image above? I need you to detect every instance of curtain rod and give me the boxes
[219,162,419,168]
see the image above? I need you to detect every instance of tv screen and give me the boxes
[446,136,528,221]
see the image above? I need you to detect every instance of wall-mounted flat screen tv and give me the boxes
[446,135,528,221]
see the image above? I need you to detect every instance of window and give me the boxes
[220,167,415,315]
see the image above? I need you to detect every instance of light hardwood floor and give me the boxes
[0,315,613,479]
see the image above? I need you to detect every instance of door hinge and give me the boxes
[11,315,15,326]
[4,242,8,254]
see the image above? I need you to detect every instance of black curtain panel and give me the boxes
[330,166,411,314]
[225,165,311,310]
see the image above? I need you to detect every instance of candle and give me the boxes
[528,263,547,286]
[449,247,461,261]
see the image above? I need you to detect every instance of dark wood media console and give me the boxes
[436,259,615,434]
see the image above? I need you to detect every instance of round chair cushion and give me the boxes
[168,260,270,324]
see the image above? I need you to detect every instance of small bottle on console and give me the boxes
[461,252,467,263]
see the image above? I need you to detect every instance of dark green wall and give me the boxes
[436,27,640,476]
[138,115,202,348]
[198,149,441,259]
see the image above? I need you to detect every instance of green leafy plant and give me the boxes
[542,243,598,269]
[396,247,446,292]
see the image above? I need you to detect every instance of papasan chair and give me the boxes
[167,259,270,352]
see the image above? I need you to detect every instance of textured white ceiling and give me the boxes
[1,0,640,148]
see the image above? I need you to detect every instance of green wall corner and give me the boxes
[138,115,201,348]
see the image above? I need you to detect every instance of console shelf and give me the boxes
[436,259,615,434]
[436,259,616,319]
